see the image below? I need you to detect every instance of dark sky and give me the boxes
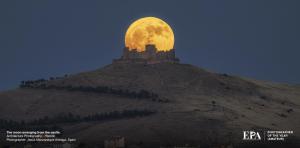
[1,0,300,90]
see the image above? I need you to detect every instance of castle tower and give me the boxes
[145,44,157,59]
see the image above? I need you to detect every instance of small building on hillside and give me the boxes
[104,136,125,148]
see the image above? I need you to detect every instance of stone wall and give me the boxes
[113,44,179,64]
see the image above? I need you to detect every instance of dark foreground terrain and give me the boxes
[0,63,299,147]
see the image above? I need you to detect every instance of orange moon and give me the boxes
[125,17,174,52]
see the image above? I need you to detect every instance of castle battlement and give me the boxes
[113,44,179,64]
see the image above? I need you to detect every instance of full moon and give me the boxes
[125,17,174,52]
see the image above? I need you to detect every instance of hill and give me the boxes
[0,63,299,147]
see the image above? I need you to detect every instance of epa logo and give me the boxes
[243,131,262,140]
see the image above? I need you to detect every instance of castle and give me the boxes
[113,44,180,64]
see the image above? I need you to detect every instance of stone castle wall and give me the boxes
[113,44,179,64]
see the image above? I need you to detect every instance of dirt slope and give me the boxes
[0,63,299,147]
